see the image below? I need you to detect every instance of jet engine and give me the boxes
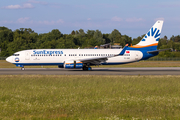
[64,60,83,69]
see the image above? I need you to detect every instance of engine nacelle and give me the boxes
[64,60,83,69]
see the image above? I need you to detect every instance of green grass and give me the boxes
[1,60,180,68]
[0,75,180,119]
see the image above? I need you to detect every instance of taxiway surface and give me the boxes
[0,67,180,75]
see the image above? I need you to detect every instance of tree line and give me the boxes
[0,26,180,57]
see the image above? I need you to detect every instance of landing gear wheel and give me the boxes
[83,66,92,71]
[83,66,88,71]
[21,67,25,71]
[88,67,92,71]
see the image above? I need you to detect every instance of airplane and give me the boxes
[6,20,164,71]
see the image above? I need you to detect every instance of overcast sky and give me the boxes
[1,0,180,39]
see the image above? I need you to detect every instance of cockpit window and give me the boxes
[13,54,19,56]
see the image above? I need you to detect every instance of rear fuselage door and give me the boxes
[135,52,139,60]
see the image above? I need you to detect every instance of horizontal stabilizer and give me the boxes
[147,48,171,53]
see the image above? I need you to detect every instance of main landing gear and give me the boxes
[83,66,92,71]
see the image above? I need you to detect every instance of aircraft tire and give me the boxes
[21,67,25,70]
[83,66,88,71]
[88,67,92,71]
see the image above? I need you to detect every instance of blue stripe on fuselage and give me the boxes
[13,63,64,66]
[14,62,135,66]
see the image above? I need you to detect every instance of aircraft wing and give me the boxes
[78,44,129,65]
[79,56,108,65]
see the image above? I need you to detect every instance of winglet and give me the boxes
[118,44,128,55]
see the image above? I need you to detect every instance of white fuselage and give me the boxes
[6,49,143,66]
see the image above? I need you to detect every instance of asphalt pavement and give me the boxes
[0,67,180,75]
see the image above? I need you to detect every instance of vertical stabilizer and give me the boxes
[132,20,164,48]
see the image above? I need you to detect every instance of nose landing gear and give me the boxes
[16,65,25,70]
[21,67,25,71]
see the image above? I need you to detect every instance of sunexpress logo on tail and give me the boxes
[33,50,63,55]
[142,27,161,42]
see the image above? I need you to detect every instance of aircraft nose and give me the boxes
[6,56,12,63]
